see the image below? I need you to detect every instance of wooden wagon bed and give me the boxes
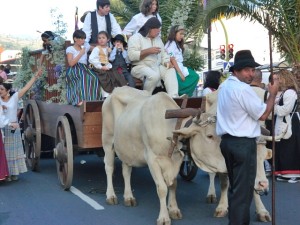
[23,41,202,190]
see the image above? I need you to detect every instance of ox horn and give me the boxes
[193,109,203,124]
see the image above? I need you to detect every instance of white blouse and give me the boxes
[66,43,90,65]
[165,41,189,77]
[123,13,162,36]
[0,92,19,123]
[0,106,9,128]
[274,89,298,135]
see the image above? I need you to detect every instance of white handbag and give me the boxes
[275,108,297,139]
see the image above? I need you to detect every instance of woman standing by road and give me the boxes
[274,69,300,183]
[0,69,42,181]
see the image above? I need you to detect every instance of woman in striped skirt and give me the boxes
[0,69,42,181]
[66,30,101,105]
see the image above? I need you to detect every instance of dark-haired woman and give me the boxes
[39,31,62,68]
[66,30,101,105]
[128,17,178,97]
[202,70,222,96]
[165,25,199,97]
[0,69,42,181]
[123,0,161,38]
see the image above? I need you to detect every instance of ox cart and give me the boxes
[23,43,202,190]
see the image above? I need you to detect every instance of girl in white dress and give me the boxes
[165,25,199,97]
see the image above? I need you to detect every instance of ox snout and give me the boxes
[254,180,269,196]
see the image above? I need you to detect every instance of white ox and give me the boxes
[102,87,187,225]
[174,113,275,222]
[174,90,282,222]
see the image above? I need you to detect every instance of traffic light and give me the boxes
[220,45,226,60]
[228,44,234,59]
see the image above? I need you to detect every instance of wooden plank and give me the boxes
[82,125,102,134]
[83,101,103,112]
[174,97,202,108]
[83,112,102,125]
[35,101,84,138]
[82,134,102,148]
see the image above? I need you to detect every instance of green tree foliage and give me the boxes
[202,0,300,65]
[110,0,205,70]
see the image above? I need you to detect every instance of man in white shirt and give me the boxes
[216,50,278,225]
[82,0,122,45]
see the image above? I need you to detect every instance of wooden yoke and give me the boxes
[165,108,200,119]
[167,97,188,158]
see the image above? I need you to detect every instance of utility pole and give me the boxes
[207,26,212,70]
[219,19,229,62]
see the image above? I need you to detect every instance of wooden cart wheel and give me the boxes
[23,100,41,171]
[53,116,73,190]
[179,155,198,181]
[179,140,198,181]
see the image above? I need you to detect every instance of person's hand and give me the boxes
[34,68,43,79]
[149,47,161,54]
[116,43,123,50]
[101,66,110,71]
[179,73,185,81]
[168,61,175,68]
[9,122,19,130]
[268,79,279,96]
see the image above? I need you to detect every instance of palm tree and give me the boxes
[202,0,300,103]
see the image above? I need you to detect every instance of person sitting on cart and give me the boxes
[89,31,127,99]
[109,34,135,88]
[66,30,102,106]
[38,31,64,68]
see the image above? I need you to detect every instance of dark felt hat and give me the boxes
[111,34,127,47]
[229,50,261,72]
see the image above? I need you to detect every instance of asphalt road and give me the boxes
[0,153,299,225]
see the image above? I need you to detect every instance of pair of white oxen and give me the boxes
[102,86,280,225]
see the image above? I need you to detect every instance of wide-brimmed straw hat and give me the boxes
[229,50,261,72]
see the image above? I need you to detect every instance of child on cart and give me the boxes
[109,34,135,88]
[89,31,127,99]
[65,30,101,106]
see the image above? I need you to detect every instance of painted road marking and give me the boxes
[70,186,104,210]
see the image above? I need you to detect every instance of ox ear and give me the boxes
[266,149,272,160]
[173,125,198,138]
